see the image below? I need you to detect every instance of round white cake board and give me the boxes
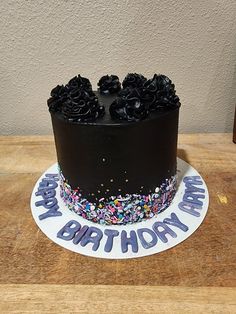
[31,158,209,259]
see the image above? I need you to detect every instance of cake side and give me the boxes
[51,103,179,225]
[51,100,179,197]
[59,168,177,225]
[48,73,181,225]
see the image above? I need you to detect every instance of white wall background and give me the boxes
[0,0,236,135]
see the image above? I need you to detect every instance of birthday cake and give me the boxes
[48,73,180,225]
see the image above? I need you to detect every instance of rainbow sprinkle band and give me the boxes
[59,169,177,225]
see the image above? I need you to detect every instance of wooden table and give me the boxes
[0,134,235,313]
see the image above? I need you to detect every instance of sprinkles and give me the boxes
[59,168,177,225]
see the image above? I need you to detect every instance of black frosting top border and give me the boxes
[48,73,181,124]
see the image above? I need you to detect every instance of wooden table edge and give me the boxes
[0,285,235,312]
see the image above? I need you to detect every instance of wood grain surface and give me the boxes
[0,134,235,313]
[1,285,235,313]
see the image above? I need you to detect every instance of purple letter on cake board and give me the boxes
[178,202,201,217]
[163,213,189,232]
[121,230,138,253]
[35,177,62,220]
[80,227,103,251]
[57,220,81,241]
[73,225,89,245]
[104,229,119,253]
[152,221,177,243]
[137,228,158,249]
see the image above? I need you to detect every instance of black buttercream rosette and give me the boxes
[109,88,149,122]
[141,74,180,111]
[66,74,92,92]
[62,89,105,122]
[47,84,68,112]
[122,73,147,89]
[109,74,180,122]
[98,75,121,95]
[48,75,105,122]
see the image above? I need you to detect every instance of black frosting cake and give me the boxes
[48,73,180,225]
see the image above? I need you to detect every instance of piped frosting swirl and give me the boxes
[110,87,149,122]
[98,75,121,95]
[122,73,147,89]
[48,75,105,122]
